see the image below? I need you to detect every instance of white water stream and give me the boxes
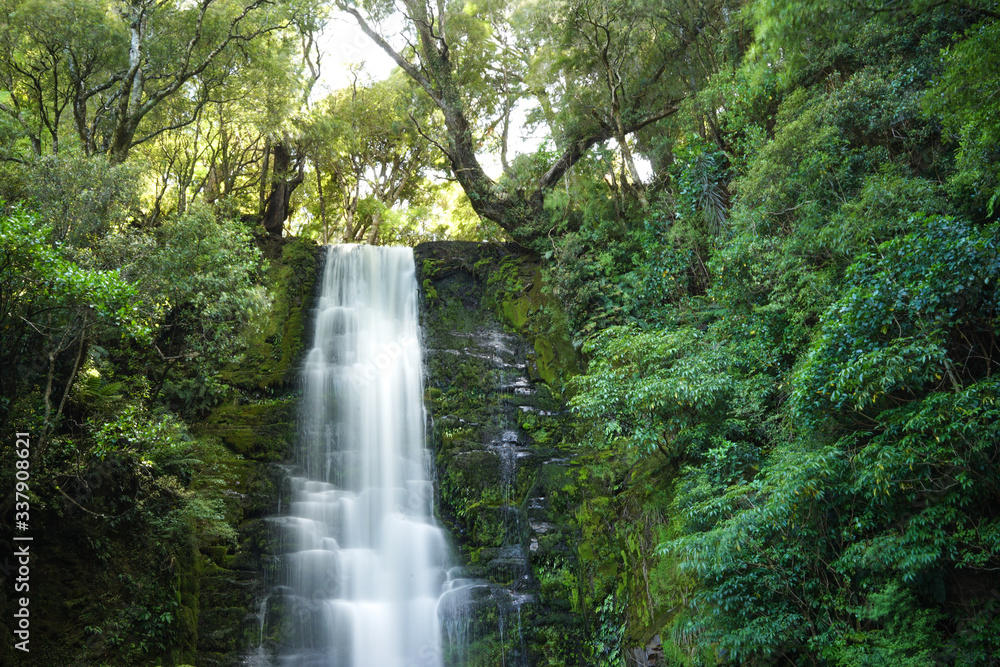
[278,245,450,666]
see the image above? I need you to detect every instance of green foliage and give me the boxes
[2,155,139,247]
[925,12,1000,219]
[88,402,186,461]
[735,90,863,237]
[571,326,735,459]
[2,0,999,663]
[828,581,943,666]
[671,135,730,236]
[301,71,447,244]
[792,215,999,430]
[591,594,627,667]
[96,202,268,411]
[0,204,147,336]
[663,443,846,662]
[845,380,1000,578]
[750,0,859,85]
[542,167,683,338]
[547,3,1000,664]
[0,203,148,437]
[146,204,266,364]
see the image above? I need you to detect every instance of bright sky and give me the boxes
[312,12,397,94]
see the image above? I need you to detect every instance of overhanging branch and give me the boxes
[536,103,681,193]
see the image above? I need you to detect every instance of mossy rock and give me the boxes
[200,572,255,610]
[194,399,296,461]
[228,517,282,569]
[220,236,319,390]
[416,241,591,666]
[202,545,229,567]
[497,266,581,393]
[197,607,252,654]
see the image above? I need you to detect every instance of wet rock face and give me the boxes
[415,242,586,666]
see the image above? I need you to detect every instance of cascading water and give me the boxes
[277,244,450,667]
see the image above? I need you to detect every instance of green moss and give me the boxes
[416,241,590,665]
[539,566,579,612]
[194,398,296,461]
[493,265,581,396]
[201,545,228,567]
[220,236,319,390]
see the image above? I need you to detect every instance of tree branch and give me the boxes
[536,103,680,193]
[338,3,442,107]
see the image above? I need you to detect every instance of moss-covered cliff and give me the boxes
[188,235,320,666]
[416,241,594,666]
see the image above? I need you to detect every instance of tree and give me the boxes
[0,0,307,164]
[335,0,721,248]
[925,9,1000,219]
[93,201,267,408]
[548,0,734,207]
[571,325,736,461]
[0,0,110,156]
[99,0,302,165]
[0,204,147,449]
[302,73,440,243]
[138,60,290,222]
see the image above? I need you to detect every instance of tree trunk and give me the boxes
[259,136,271,216]
[262,141,304,237]
[366,210,382,245]
[315,161,329,243]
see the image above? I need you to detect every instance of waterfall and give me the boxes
[277,244,450,667]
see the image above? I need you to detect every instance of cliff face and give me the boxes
[190,236,321,666]
[415,242,588,666]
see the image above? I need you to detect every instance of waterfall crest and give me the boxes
[279,244,448,667]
